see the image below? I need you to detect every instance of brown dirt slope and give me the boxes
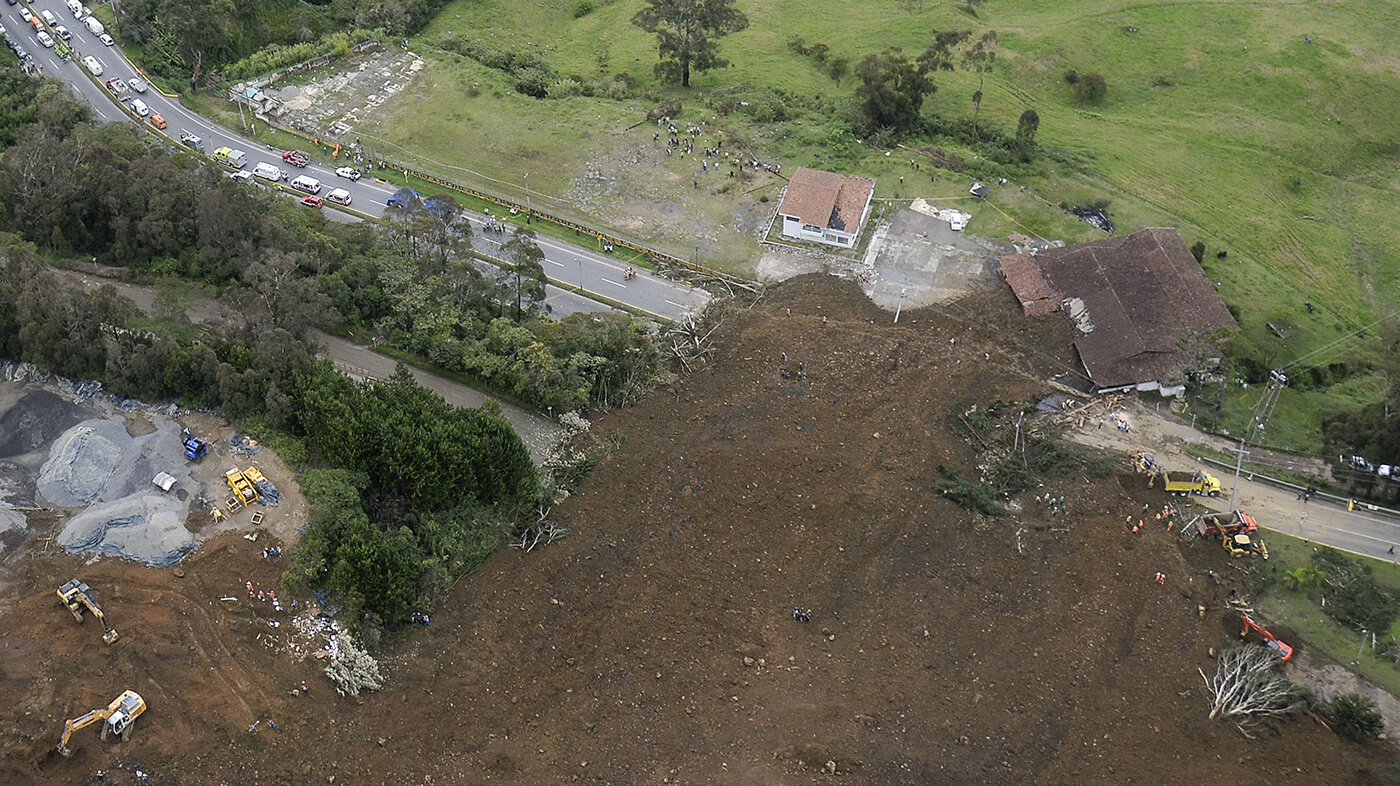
[1,275,1396,785]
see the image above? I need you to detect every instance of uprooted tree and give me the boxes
[1200,644,1306,733]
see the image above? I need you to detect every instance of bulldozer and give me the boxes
[57,690,146,756]
[56,579,119,644]
[1241,615,1293,662]
[1131,451,1159,486]
[1223,531,1269,560]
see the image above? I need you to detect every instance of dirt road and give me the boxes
[1067,398,1400,561]
[310,330,558,461]
[56,270,559,463]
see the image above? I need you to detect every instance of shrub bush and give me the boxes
[1327,693,1385,742]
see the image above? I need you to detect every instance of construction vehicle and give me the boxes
[183,433,207,461]
[1241,615,1293,662]
[1192,510,1258,538]
[1188,509,1268,559]
[57,690,146,756]
[1223,531,1269,559]
[1163,470,1222,496]
[1132,451,1158,477]
[56,579,119,644]
[225,468,258,506]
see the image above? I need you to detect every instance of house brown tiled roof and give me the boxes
[778,168,876,234]
[1001,228,1237,388]
[999,253,1060,317]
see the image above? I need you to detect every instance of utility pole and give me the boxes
[1226,369,1287,510]
[524,172,530,214]
[893,288,907,324]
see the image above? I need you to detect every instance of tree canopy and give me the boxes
[855,49,935,136]
[632,0,749,88]
[854,31,970,137]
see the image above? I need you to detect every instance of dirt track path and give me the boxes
[310,330,558,462]
[55,270,559,463]
[1066,398,1400,561]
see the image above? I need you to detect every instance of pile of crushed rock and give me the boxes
[40,418,197,566]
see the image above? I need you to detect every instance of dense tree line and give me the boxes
[0,71,665,629]
[117,0,452,82]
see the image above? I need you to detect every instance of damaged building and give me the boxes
[999,227,1236,394]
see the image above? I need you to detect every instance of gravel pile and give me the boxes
[37,418,189,507]
[36,420,126,506]
[57,493,195,567]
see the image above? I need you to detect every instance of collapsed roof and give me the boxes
[1000,228,1236,388]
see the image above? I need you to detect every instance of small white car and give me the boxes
[18,8,33,22]
[54,24,70,40]
[98,32,113,46]
[334,166,361,181]
[228,170,254,183]
[949,214,967,231]
[127,77,148,93]
[36,31,54,48]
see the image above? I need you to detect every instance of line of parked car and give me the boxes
[211,148,362,209]
[4,0,116,74]
[1344,455,1396,479]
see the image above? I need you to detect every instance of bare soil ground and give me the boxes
[1,276,1396,785]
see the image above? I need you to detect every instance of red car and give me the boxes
[282,149,310,167]
[299,195,324,208]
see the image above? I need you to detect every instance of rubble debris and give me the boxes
[229,433,264,458]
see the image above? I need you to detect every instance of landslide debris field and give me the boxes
[2,277,1397,785]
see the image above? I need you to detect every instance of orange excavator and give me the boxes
[1241,615,1294,662]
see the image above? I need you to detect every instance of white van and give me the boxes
[252,162,284,182]
[326,188,352,206]
[40,9,57,26]
[290,175,321,195]
[83,16,103,34]
[66,0,82,16]
[130,98,149,117]
[81,55,101,75]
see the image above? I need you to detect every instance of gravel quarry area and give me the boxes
[0,378,198,567]
[0,367,309,568]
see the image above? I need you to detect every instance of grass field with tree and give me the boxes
[349,0,1399,451]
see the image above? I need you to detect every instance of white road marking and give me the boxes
[665,299,685,309]
[601,278,626,288]
[546,259,565,267]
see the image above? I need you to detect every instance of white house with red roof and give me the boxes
[776,167,877,249]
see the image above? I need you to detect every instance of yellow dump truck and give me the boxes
[1163,470,1222,497]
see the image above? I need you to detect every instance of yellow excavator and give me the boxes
[57,690,146,756]
[56,579,119,644]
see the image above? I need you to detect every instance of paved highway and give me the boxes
[2,0,711,322]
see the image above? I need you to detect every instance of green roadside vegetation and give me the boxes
[1256,531,1400,697]
[176,90,659,269]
